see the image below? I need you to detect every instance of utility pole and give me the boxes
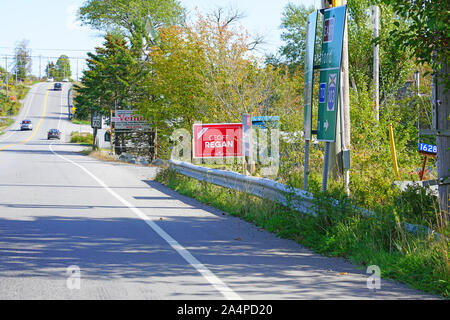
[15,54,18,83]
[341,0,351,195]
[373,5,380,122]
[433,60,450,216]
[5,56,8,97]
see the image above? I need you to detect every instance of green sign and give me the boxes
[303,10,318,141]
[317,5,346,142]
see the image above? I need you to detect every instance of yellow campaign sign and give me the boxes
[71,106,76,114]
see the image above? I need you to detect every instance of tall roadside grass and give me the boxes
[0,84,31,118]
[156,169,449,298]
[0,118,14,134]
[70,131,93,145]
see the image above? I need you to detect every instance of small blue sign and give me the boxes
[319,83,327,103]
[418,143,437,154]
[252,116,279,129]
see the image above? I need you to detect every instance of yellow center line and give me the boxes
[0,84,51,151]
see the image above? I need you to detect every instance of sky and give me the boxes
[0,0,318,79]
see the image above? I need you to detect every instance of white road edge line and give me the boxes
[49,145,242,300]
[49,88,241,300]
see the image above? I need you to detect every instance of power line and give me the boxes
[1,54,88,60]
[0,46,93,52]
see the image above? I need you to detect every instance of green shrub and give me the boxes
[70,132,93,144]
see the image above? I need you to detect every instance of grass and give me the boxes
[0,83,31,119]
[70,131,93,145]
[156,168,449,298]
[80,147,121,162]
[71,118,91,125]
[0,118,14,135]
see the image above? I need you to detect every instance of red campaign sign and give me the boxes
[193,123,243,158]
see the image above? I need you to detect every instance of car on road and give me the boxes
[62,78,69,82]
[47,129,61,140]
[47,77,54,82]
[53,83,62,91]
[20,120,33,131]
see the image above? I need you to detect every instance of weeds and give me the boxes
[156,169,449,297]
[70,131,93,145]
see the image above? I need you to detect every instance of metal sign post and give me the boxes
[418,143,437,181]
[303,10,318,190]
[91,111,102,150]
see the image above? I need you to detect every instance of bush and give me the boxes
[70,132,93,144]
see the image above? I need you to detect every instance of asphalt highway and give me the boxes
[0,83,436,299]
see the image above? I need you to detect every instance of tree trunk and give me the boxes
[435,61,449,217]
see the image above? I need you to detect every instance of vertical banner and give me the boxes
[304,10,318,141]
[317,5,346,142]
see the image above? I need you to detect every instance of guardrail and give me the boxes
[169,159,316,214]
[168,159,445,240]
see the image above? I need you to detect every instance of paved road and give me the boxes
[0,83,437,299]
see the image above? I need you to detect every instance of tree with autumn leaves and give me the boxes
[75,2,303,157]
[141,10,300,130]
[132,9,303,157]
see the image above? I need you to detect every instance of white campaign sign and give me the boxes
[112,110,150,130]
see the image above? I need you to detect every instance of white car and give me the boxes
[62,78,69,82]
[47,77,54,82]
[20,120,33,131]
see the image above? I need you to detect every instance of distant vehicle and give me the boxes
[54,83,62,91]
[20,120,33,131]
[62,78,69,82]
[48,129,61,140]
[47,77,54,82]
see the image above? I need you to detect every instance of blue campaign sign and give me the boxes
[252,116,279,129]
[418,143,437,154]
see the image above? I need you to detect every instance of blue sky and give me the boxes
[0,0,317,78]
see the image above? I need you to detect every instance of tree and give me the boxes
[56,55,72,80]
[78,0,185,40]
[45,62,57,79]
[14,40,32,81]
[379,0,449,88]
[278,3,316,70]
[74,33,145,120]
[143,9,277,125]
[379,0,449,215]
